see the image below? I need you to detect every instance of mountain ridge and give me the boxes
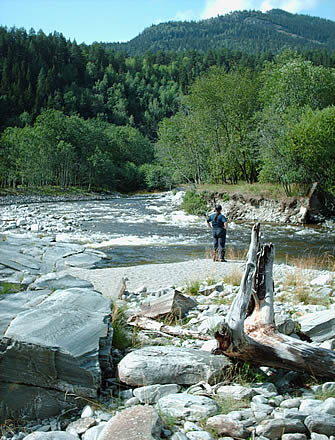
[103,9,335,55]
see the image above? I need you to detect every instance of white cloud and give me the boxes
[261,0,319,14]
[175,9,197,21]
[201,0,320,19]
[201,0,255,19]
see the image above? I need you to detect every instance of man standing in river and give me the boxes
[206,205,228,262]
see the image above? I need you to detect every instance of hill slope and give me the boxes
[105,9,335,55]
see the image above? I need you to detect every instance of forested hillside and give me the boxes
[0,26,272,136]
[0,10,335,196]
[106,9,335,56]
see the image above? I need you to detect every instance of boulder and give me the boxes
[186,433,214,440]
[304,414,335,436]
[197,315,225,333]
[98,406,162,440]
[133,384,180,404]
[139,290,197,319]
[215,384,256,400]
[16,217,27,227]
[256,419,307,440]
[156,393,218,422]
[299,399,324,414]
[280,398,301,409]
[282,435,307,440]
[275,313,296,335]
[23,433,78,440]
[322,397,335,415]
[310,273,333,286]
[170,434,188,440]
[82,424,107,440]
[63,252,103,268]
[29,273,94,291]
[298,310,335,342]
[117,346,231,386]
[206,414,250,438]
[66,417,96,436]
[0,244,41,273]
[0,286,113,421]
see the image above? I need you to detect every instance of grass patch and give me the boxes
[223,267,243,287]
[214,395,251,415]
[111,303,133,350]
[205,276,217,286]
[0,282,23,295]
[314,388,335,401]
[212,295,234,306]
[216,362,268,386]
[161,311,184,326]
[280,269,331,306]
[277,287,331,307]
[188,182,287,200]
[225,247,248,261]
[286,251,335,272]
[184,279,201,296]
[159,413,179,430]
[0,419,28,437]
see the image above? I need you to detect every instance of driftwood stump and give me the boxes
[214,223,335,378]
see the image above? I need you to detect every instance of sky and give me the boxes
[1,0,335,44]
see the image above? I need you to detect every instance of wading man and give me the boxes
[206,205,228,262]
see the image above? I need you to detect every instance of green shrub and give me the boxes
[222,191,229,202]
[181,190,208,216]
[139,163,171,191]
[111,303,132,350]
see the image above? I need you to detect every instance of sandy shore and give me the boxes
[59,258,300,299]
[60,259,246,298]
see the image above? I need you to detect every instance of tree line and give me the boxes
[0,109,163,191]
[0,27,335,195]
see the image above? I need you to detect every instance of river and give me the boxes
[32,191,334,268]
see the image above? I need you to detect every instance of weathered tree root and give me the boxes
[214,223,335,378]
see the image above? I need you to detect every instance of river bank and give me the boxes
[205,183,335,225]
[0,190,121,206]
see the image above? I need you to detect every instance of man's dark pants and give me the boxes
[212,227,226,260]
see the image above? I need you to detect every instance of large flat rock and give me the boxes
[0,289,50,334]
[0,235,109,283]
[298,309,335,342]
[117,345,231,386]
[0,285,113,421]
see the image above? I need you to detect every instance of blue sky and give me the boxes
[1,0,335,44]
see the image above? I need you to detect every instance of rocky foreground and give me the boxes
[0,233,335,440]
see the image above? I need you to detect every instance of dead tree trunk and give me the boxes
[214,223,335,378]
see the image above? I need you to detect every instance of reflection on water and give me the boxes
[49,191,334,268]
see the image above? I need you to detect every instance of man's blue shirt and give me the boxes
[207,213,227,229]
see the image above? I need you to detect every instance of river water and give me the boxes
[45,191,334,268]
